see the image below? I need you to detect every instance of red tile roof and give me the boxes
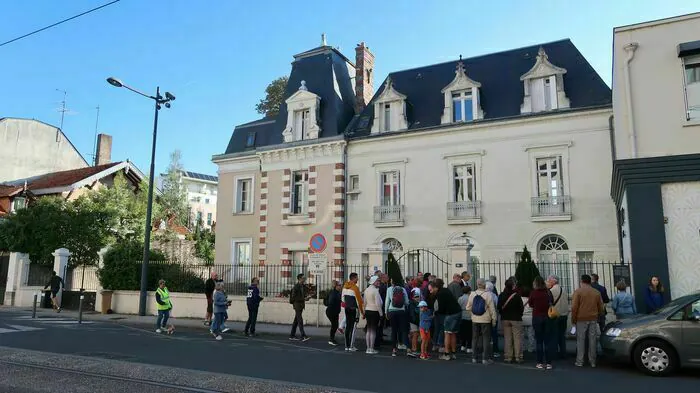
[0,185,23,198]
[25,162,120,190]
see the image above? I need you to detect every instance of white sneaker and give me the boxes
[349,347,358,352]
[461,346,466,351]
[366,349,373,354]
[466,348,473,354]
[221,328,231,333]
[398,344,407,350]
[215,335,223,341]
[155,329,162,334]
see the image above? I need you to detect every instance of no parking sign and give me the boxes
[309,233,327,253]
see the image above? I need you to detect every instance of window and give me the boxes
[291,171,308,215]
[235,178,253,213]
[11,197,26,212]
[452,89,473,122]
[537,235,571,293]
[348,175,360,201]
[536,157,564,198]
[205,198,210,204]
[383,103,391,131]
[531,76,557,112]
[453,164,476,202]
[380,171,400,206]
[683,56,700,121]
[207,213,212,225]
[686,63,700,84]
[291,251,308,280]
[294,109,310,140]
[246,131,256,148]
[576,251,594,277]
[231,240,252,283]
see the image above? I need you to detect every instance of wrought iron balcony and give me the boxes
[531,195,572,220]
[446,200,482,223]
[373,205,405,226]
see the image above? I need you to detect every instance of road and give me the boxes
[0,309,698,393]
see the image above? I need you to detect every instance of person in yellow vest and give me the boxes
[155,279,173,333]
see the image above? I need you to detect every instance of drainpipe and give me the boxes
[623,42,639,158]
[342,143,348,280]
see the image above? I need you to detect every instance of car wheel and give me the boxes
[633,339,677,377]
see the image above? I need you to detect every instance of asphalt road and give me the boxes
[0,310,698,393]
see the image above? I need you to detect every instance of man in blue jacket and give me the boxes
[245,277,263,336]
[591,274,610,333]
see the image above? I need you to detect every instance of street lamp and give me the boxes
[106,77,175,316]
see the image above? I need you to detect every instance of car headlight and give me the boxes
[605,328,622,337]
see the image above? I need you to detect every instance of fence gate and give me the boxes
[0,254,9,304]
[395,248,452,282]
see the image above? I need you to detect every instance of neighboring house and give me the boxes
[0,117,89,183]
[180,171,218,230]
[213,38,365,284]
[0,184,32,219]
[345,40,619,290]
[611,12,700,300]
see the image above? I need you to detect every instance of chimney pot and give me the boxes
[95,134,112,166]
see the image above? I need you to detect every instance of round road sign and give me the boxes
[309,233,327,253]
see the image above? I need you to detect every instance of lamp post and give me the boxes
[106,77,175,316]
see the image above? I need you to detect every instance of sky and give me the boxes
[1,1,698,177]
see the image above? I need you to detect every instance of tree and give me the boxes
[514,246,541,297]
[192,227,215,265]
[90,173,153,243]
[159,150,189,227]
[255,76,288,117]
[386,252,404,287]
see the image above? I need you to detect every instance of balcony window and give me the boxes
[374,170,403,226]
[380,171,400,206]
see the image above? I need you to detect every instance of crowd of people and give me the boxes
[151,266,669,369]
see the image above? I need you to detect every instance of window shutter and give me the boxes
[235,180,242,213]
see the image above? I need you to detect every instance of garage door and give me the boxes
[662,182,700,299]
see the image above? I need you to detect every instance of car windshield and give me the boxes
[654,294,699,315]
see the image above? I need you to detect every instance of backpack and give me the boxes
[472,293,487,316]
[392,287,405,308]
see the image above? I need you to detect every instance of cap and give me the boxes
[418,301,428,308]
[411,288,421,298]
[368,276,379,285]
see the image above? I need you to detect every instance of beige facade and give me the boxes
[612,13,700,160]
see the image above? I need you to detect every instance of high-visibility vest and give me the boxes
[156,287,171,310]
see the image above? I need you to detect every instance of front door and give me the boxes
[0,254,9,305]
[681,298,700,365]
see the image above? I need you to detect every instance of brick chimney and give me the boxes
[355,42,375,113]
[95,134,112,166]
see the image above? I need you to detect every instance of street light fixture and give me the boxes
[106,76,175,316]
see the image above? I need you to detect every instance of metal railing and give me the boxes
[531,195,571,217]
[65,266,100,291]
[447,200,481,220]
[26,264,53,287]
[373,205,404,224]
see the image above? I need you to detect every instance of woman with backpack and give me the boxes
[385,278,409,357]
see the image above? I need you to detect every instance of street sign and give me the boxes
[308,253,328,274]
[309,233,327,253]
[613,265,631,286]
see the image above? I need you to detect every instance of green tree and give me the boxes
[255,76,288,117]
[90,173,153,243]
[386,252,404,287]
[514,246,541,297]
[159,150,189,227]
[98,240,167,290]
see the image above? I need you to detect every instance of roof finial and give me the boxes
[455,58,466,76]
[537,46,547,59]
[299,80,308,91]
[383,76,392,90]
[459,54,462,61]
[321,33,327,46]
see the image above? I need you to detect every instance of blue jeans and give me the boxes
[389,310,408,349]
[532,316,556,364]
[433,314,445,346]
[156,310,170,329]
[555,316,568,358]
[211,312,225,334]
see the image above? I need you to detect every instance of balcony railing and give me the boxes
[447,200,481,222]
[531,195,571,218]
[373,205,405,226]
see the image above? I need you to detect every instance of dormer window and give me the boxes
[520,47,570,114]
[371,77,408,134]
[283,80,321,142]
[441,60,483,124]
[245,131,256,148]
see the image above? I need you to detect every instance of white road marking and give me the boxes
[6,325,44,332]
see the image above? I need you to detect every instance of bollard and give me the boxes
[32,292,38,319]
[78,290,84,324]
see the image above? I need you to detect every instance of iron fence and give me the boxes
[26,264,53,287]
[65,265,100,291]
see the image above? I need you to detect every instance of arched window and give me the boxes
[537,235,572,294]
[382,238,403,252]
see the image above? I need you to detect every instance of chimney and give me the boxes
[95,134,112,166]
[355,42,375,113]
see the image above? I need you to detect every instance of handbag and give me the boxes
[548,288,563,319]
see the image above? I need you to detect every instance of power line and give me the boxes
[0,0,121,48]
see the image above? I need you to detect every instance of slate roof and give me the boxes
[221,45,357,155]
[181,171,218,183]
[347,39,612,137]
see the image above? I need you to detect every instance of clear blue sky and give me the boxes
[2,1,697,176]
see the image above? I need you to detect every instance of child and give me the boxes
[407,289,421,357]
[212,282,230,341]
[419,300,433,360]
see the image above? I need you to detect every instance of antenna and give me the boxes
[89,106,100,166]
[56,89,67,130]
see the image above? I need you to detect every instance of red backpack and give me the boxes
[392,286,405,308]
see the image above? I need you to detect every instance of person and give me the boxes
[211,282,230,341]
[385,278,409,357]
[498,278,524,364]
[547,275,569,359]
[418,300,433,360]
[489,276,499,296]
[433,278,463,360]
[572,274,604,368]
[155,279,172,334]
[611,281,636,319]
[644,276,665,313]
[457,286,472,354]
[466,278,497,365]
[529,276,554,370]
[244,277,263,337]
[448,274,463,299]
[325,280,342,346]
[363,275,383,354]
[204,271,217,326]
[376,273,389,349]
[289,274,311,342]
[407,288,422,357]
[43,271,64,313]
[342,273,365,351]
[461,271,471,288]
[485,281,500,356]
[591,274,610,334]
